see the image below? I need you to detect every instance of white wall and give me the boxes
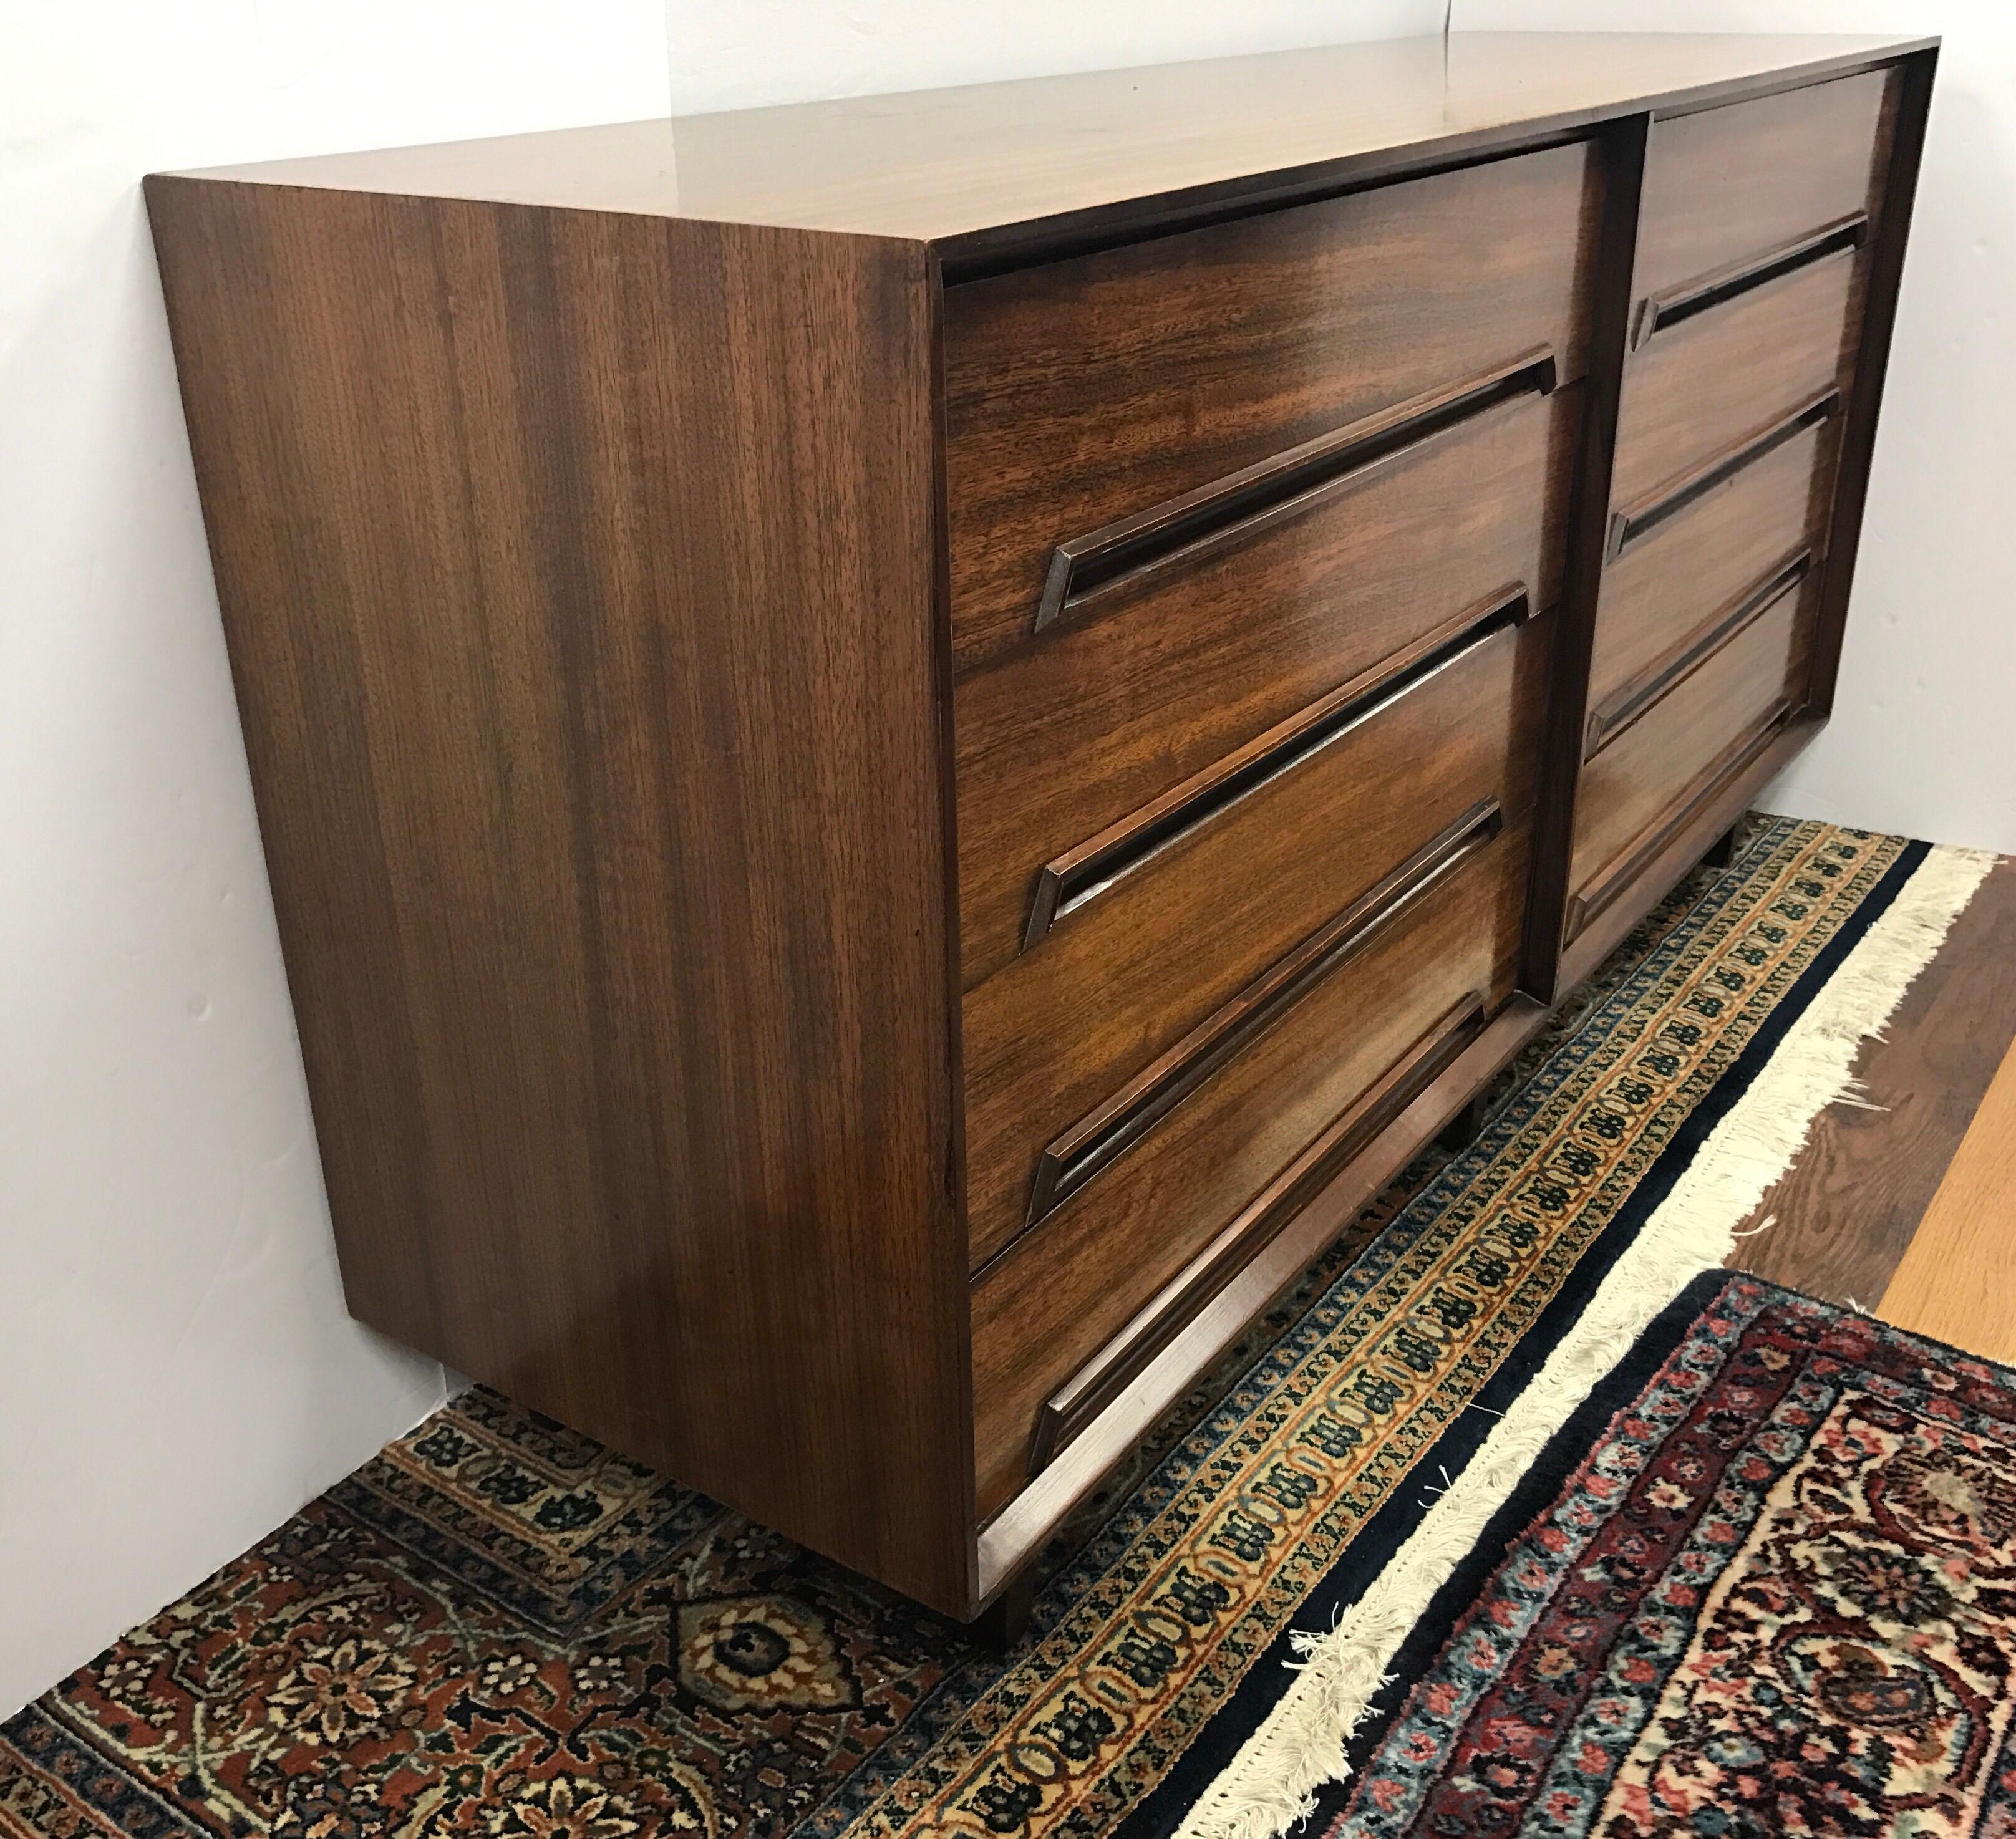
[662,0,1448,112]
[0,0,669,1716]
[1450,1,2016,854]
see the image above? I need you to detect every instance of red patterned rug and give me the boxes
[1317,1272,2016,1838]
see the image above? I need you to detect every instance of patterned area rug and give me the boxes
[0,820,1967,1838]
[1319,1272,2016,1838]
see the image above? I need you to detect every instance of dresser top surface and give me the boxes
[163,31,1932,264]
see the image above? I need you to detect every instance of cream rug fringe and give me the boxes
[1174,841,1995,1839]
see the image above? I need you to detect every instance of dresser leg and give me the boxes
[1437,1093,1490,1152]
[1702,826,1738,871]
[968,1572,1035,1654]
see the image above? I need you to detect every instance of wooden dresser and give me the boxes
[147,31,1936,1622]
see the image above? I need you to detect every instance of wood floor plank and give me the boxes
[1727,851,2016,1309]
[1877,1035,2016,1363]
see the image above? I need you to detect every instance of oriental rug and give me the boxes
[1316,1272,2016,1839]
[0,820,1984,1839]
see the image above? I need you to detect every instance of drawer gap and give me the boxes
[1634,211,1869,348]
[1022,798,1503,1230]
[1024,992,1488,1478]
[1036,347,1557,630]
[1567,702,1796,944]
[1608,387,1840,559]
[1025,582,1531,947]
[1586,549,1812,760]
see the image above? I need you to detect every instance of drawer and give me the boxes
[1635,71,1892,309]
[1569,575,1815,940]
[941,139,1602,675]
[970,811,1531,1520]
[1589,414,1838,754]
[961,608,1548,1268]
[1609,249,1859,516]
[952,381,1578,988]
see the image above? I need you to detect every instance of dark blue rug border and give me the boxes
[1117,835,1931,1838]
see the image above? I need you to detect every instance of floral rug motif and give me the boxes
[0,822,1928,1838]
[1323,1273,2016,1839]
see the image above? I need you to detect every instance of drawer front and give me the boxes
[941,140,1602,675]
[1589,415,1838,753]
[1609,251,1859,516]
[1635,71,1892,308]
[969,816,1530,1520]
[1569,577,1814,939]
[953,383,1577,989]
[962,611,1548,1267]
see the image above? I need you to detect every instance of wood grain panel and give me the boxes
[1610,249,1861,511]
[1570,579,1813,929]
[1878,1035,2016,1364]
[941,140,1602,674]
[970,818,1533,1520]
[953,385,1577,987]
[145,179,976,1614]
[1730,854,2016,1315]
[1591,417,1837,722]
[1636,69,1892,304]
[962,616,1548,1267]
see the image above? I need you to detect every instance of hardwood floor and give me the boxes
[1727,848,2016,1356]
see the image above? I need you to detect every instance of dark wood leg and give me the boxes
[1437,1093,1490,1152]
[1702,826,1738,870]
[967,1571,1035,1654]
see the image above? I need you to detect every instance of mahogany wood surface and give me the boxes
[970,818,1533,1518]
[1730,856,2016,1315]
[1570,581,1813,924]
[1633,69,1892,304]
[940,143,1601,674]
[954,387,1576,988]
[962,618,1548,1267]
[145,34,1939,1618]
[1610,253,1863,512]
[164,35,1926,264]
[1590,418,1838,726]
[145,178,976,1614]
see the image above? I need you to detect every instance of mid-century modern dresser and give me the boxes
[148,31,1936,1623]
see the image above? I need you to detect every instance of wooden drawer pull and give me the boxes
[1024,993,1486,1477]
[1585,549,1812,760]
[1607,387,1839,560]
[1034,347,1558,631]
[1634,211,1868,349]
[1024,582,1531,948]
[1022,798,1502,1230]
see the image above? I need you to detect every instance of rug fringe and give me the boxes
[1172,842,1994,1839]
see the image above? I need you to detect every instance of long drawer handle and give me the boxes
[1566,700,1796,946]
[1025,993,1486,1477]
[1607,388,1839,560]
[1634,212,1869,349]
[1024,582,1531,949]
[1034,347,1558,632]
[1585,550,1812,760]
[1024,798,1503,1229]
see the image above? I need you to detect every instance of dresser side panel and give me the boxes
[145,178,974,1612]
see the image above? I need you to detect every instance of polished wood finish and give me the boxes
[148,32,1936,1620]
[941,145,1601,673]
[955,387,1576,987]
[971,818,1533,1518]
[1569,581,1813,937]
[1632,70,1891,304]
[144,179,975,1615]
[963,614,1547,1266]
[1730,856,2016,1316]
[1610,258,1860,512]
[1590,415,1838,722]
